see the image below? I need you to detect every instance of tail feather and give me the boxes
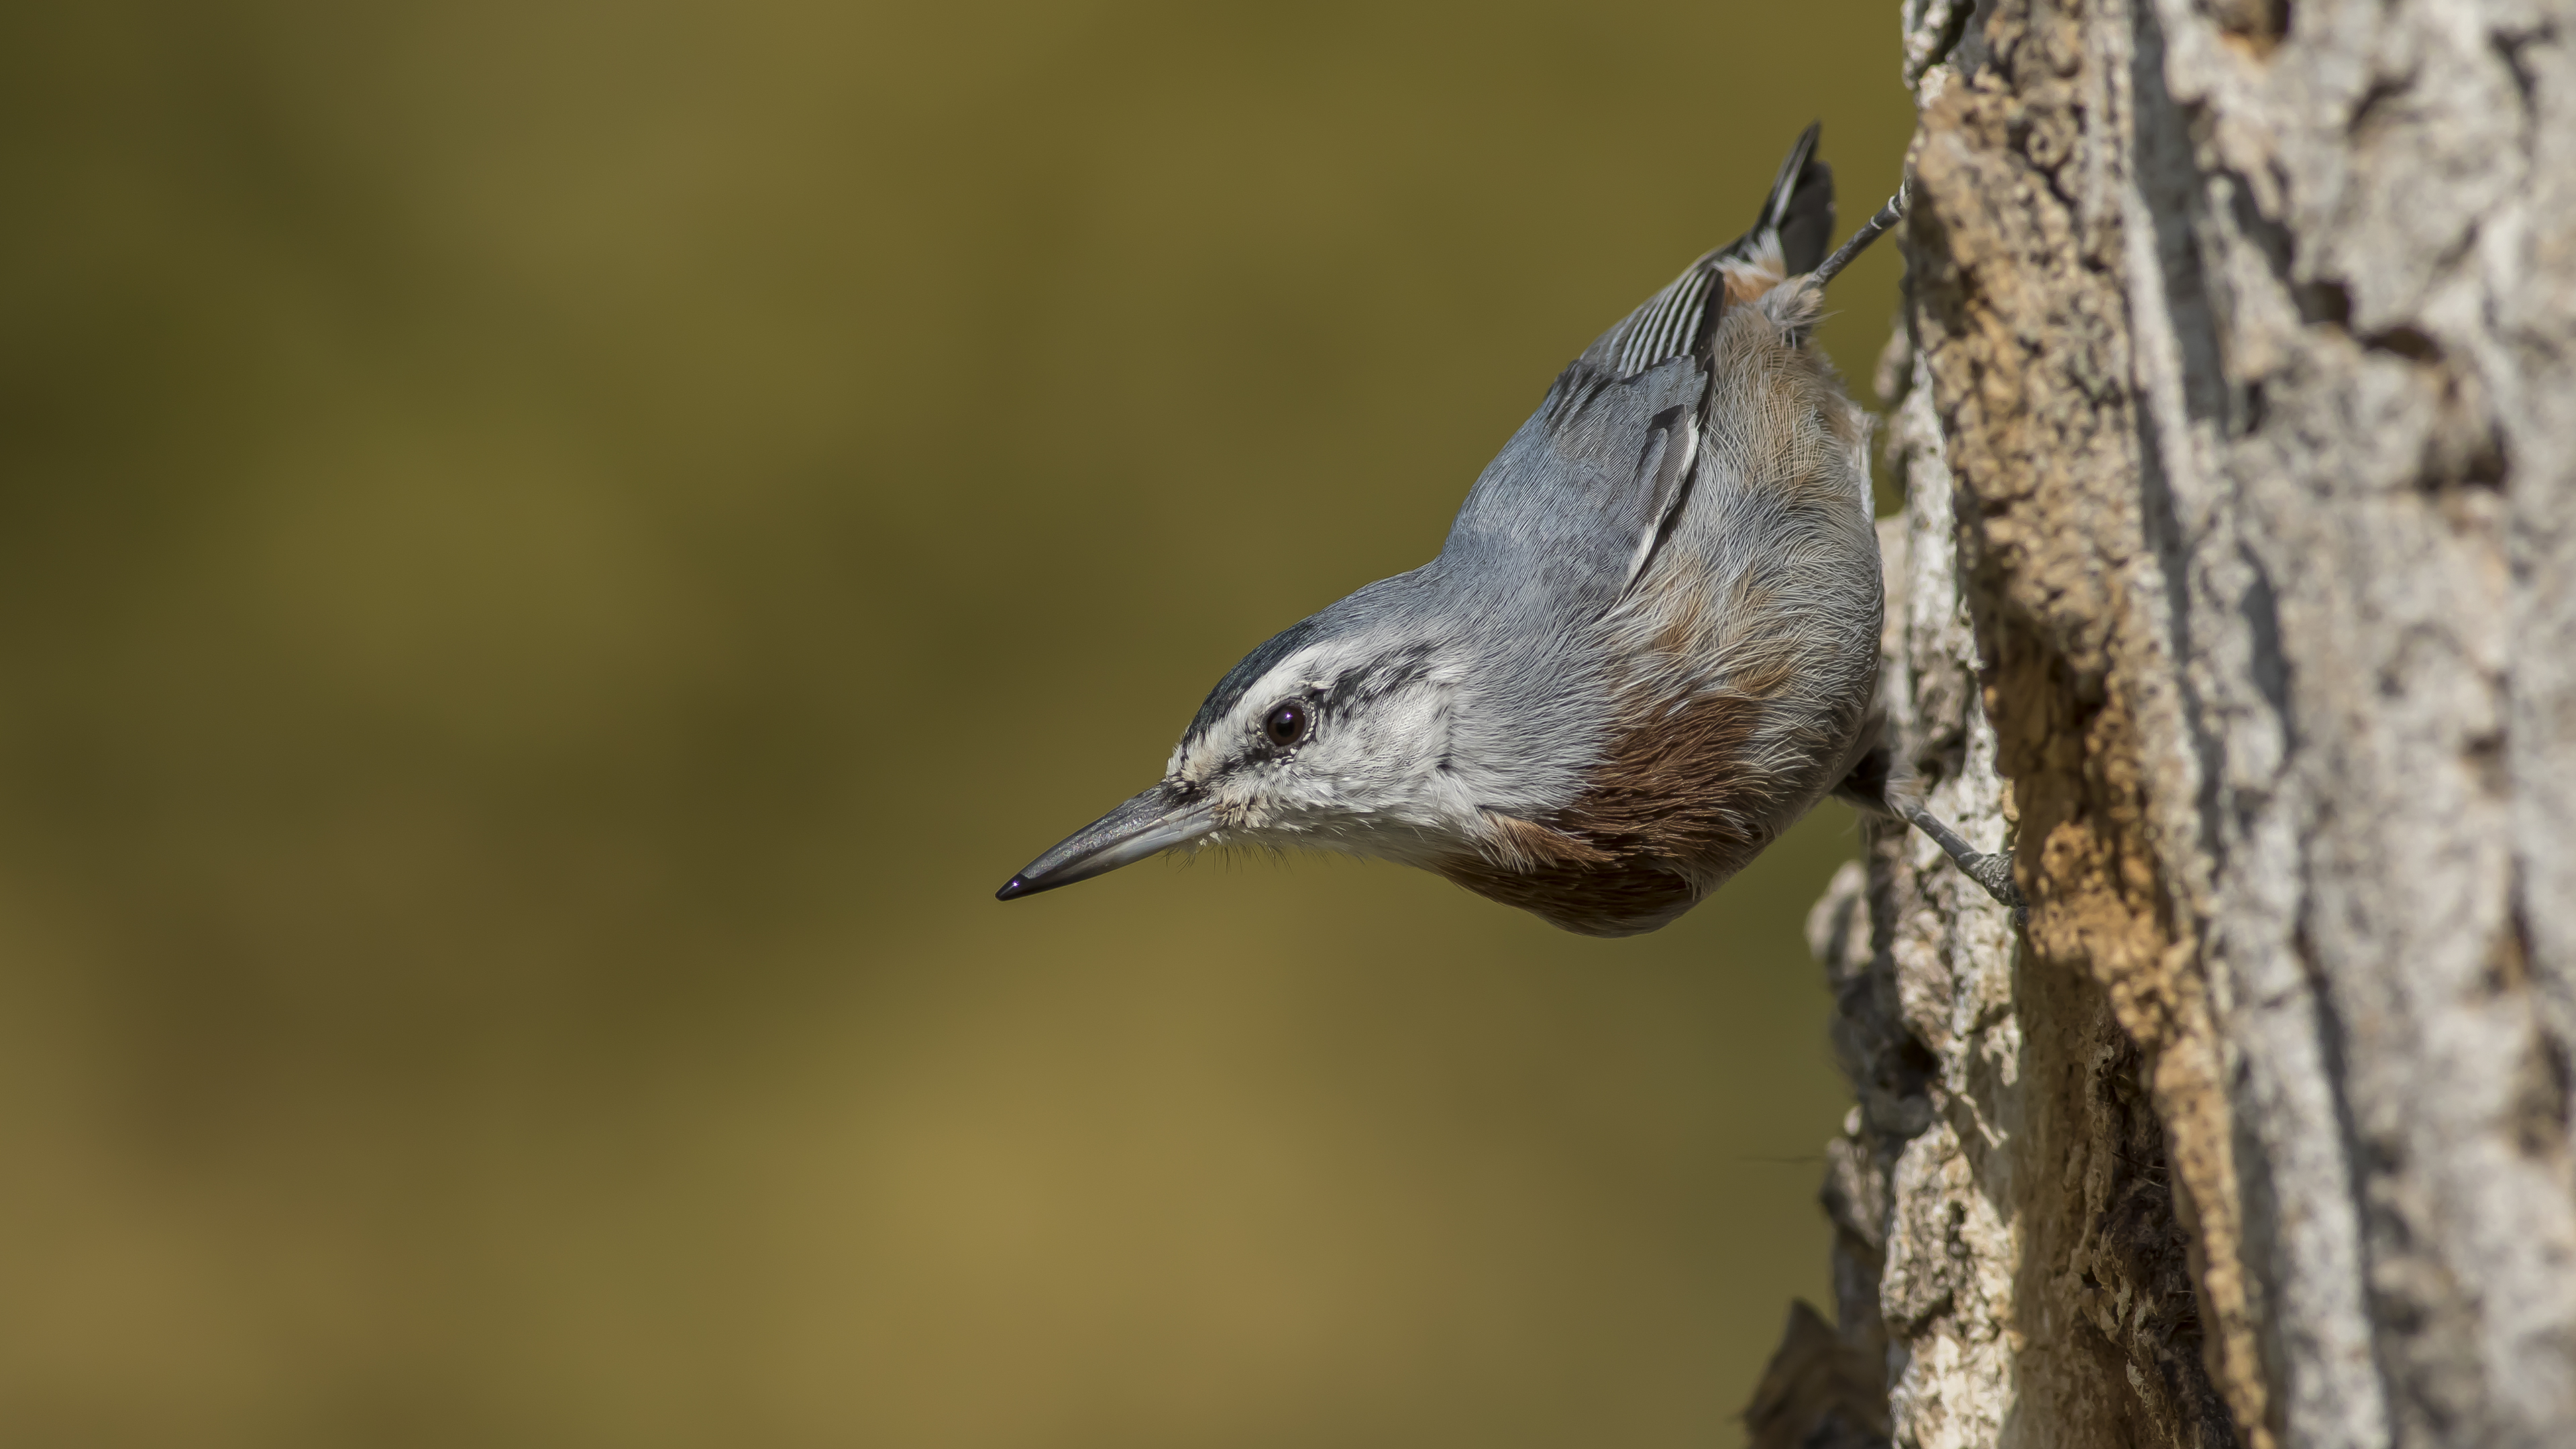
[1578,123,1841,380]
[1760,122,1836,276]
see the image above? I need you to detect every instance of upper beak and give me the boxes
[995,784,1218,901]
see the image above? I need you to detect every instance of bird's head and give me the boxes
[996,578,1590,902]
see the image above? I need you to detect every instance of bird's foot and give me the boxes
[1900,803,2029,931]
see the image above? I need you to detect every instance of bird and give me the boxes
[996,125,2022,936]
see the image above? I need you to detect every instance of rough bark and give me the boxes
[1760,0,2576,1444]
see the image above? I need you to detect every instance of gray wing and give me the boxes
[1438,126,1833,616]
[1437,354,1707,616]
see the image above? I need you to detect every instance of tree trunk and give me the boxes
[1754,0,2576,1446]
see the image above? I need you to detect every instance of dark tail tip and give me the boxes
[995,876,1032,901]
[1766,122,1836,276]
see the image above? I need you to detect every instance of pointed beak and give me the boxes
[995,784,1219,902]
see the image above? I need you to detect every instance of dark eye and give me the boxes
[1262,700,1311,749]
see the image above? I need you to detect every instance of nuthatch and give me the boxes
[998,126,2023,935]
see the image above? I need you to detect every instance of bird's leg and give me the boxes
[1811,184,1907,288]
[1829,745,2028,926]
[1896,801,2028,928]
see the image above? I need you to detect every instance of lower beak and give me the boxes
[995,784,1218,901]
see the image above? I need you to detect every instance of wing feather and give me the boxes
[1439,127,1835,614]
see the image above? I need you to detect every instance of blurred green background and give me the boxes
[0,1,1911,1444]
